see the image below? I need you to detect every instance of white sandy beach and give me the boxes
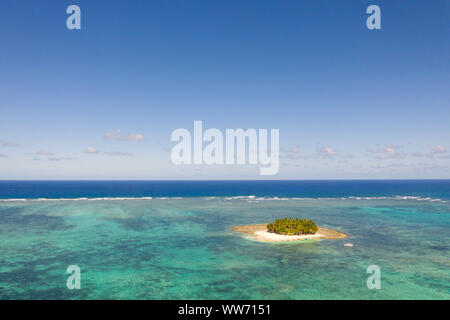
[252,230,324,242]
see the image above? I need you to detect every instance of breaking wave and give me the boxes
[0,195,447,203]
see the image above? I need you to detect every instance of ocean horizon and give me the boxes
[0,180,449,299]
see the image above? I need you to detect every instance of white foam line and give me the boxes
[0,195,448,203]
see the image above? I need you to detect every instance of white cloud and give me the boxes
[370,145,405,159]
[430,145,447,154]
[317,147,338,156]
[104,151,133,157]
[104,129,144,141]
[280,146,306,159]
[48,157,73,161]
[383,145,396,155]
[28,150,74,161]
[129,133,144,141]
[409,145,448,159]
[84,147,133,156]
[34,150,55,156]
[0,153,7,158]
[85,146,99,154]
[411,152,425,158]
[0,141,20,147]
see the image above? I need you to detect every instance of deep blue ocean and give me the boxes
[1,180,450,199]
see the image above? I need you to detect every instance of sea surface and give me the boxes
[0,180,449,299]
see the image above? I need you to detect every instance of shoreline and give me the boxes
[232,223,348,242]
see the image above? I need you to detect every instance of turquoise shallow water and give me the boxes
[0,196,449,299]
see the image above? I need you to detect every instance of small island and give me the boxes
[232,217,348,242]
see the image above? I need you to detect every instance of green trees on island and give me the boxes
[267,218,318,235]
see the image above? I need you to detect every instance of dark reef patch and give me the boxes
[0,207,72,232]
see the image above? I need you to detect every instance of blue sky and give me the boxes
[0,0,449,179]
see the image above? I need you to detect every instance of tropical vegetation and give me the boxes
[267,218,318,235]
